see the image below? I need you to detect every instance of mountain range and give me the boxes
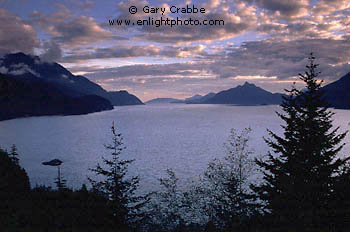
[186,93,216,104]
[0,53,143,121]
[145,98,183,104]
[1,52,349,121]
[146,82,284,105]
[145,93,217,104]
[146,73,350,109]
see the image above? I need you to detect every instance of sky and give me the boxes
[0,0,349,101]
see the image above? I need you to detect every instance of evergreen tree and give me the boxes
[89,122,144,229]
[9,144,19,165]
[54,165,67,191]
[0,146,30,229]
[252,53,349,231]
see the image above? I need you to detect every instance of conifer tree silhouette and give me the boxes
[252,53,349,231]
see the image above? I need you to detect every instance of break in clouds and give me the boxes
[0,0,349,100]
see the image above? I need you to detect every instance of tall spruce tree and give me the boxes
[89,122,144,229]
[252,53,349,231]
[9,144,19,165]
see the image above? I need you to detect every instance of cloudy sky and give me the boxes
[1,0,349,101]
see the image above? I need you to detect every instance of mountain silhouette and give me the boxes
[145,98,183,104]
[0,53,143,106]
[185,94,202,102]
[0,74,112,121]
[186,93,216,104]
[107,90,143,105]
[322,72,350,109]
[203,82,283,105]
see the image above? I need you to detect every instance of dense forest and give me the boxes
[1,55,350,231]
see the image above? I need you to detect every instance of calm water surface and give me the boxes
[1,104,349,192]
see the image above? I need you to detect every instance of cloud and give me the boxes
[254,0,310,20]
[53,16,113,47]
[255,0,349,40]
[62,44,207,62]
[73,0,96,11]
[312,0,350,15]
[0,9,39,55]
[63,45,159,61]
[29,8,114,48]
[64,34,349,100]
[85,62,210,80]
[111,0,258,44]
[0,62,41,77]
[0,66,8,74]
[81,38,350,84]
[40,41,62,62]
[108,0,348,44]
[2,0,349,100]
[210,38,350,80]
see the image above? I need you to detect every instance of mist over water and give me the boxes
[1,104,349,193]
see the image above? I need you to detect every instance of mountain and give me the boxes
[185,94,202,102]
[0,53,143,106]
[107,91,143,106]
[0,75,113,121]
[322,72,350,109]
[145,94,215,104]
[145,98,184,104]
[203,82,283,105]
[198,92,216,102]
[186,92,216,104]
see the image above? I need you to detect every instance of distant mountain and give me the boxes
[186,92,215,104]
[199,92,216,102]
[145,98,184,104]
[185,94,202,102]
[322,72,350,109]
[145,83,284,106]
[203,82,283,105]
[0,75,113,121]
[0,53,143,106]
[107,91,143,106]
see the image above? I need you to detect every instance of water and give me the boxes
[0,104,349,193]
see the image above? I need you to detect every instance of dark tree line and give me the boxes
[1,54,350,231]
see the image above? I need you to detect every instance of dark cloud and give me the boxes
[254,0,309,19]
[53,16,113,47]
[256,21,286,34]
[29,8,113,48]
[0,9,39,55]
